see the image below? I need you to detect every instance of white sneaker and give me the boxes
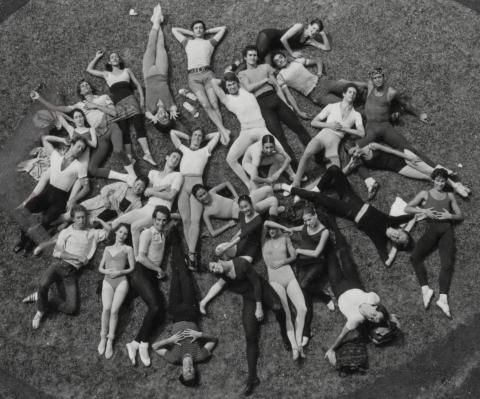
[126,341,139,365]
[281,183,292,193]
[436,299,451,318]
[32,311,43,329]
[126,174,137,187]
[139,342,151,366]
[326,300,335,312]
[142,153,157,166]
[422,288,434,309]
[23,292,38,303]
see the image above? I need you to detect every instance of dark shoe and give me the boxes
[13,234,28,253]
[22,238,35,256]
[242,376,260,396]
[187,253,198,272]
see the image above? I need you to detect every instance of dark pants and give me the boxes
[169,233,198,323]
[257,91,311,168]
[130,262,165,342]
[410,221,455,294]
[357,121,436,167]
[88,123,130,178]
[118,113,147,145]
[37,260,79,314]
[25,184,69,229]
[327,218,364,299]
[228,277,287,382]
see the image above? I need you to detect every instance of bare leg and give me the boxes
[105,279,129,359]
[293,138,324,187]
[194,85,230,142]
[286,279,307,352]
[187,195,203,254]
[270,282,297,355]
[227,134,256,188]
[99,280,114,355]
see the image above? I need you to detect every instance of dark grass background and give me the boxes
[0,0,479,398]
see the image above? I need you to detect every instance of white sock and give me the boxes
[108,170,129,183]
[438,294,448,303]
[365,177,376,189]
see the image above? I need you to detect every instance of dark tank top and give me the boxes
[424,190,451,213]
[365,150,406,173]
[298,225,326,259]
[109,81,134,104]
[365,89,391,122]
[261,27,306,50]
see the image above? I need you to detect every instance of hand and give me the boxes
[391,111,400,122]
[199,300,207,315]
[291,51,303,58]
[61,137,71,146]
[168,331,185,346]
[108,270,122,278]
[182,329,202,343]
[255,306,264,322]
[272,260,284,269]
[331,122,343,130]
[169,107,179,120]
[422,207,438,219]
[84,101,98,110]
[436,208,452,220]
[65,200,75,213]
[144,188,154,197]
[78,254,88,265]
[325,348,336,366]
[297,110,311,120]
[30,90,40,101]
[156,268,166,279]
[267,74,278,86]
[95,50,104,58]
[419,113,430,124]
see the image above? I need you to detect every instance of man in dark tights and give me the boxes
[238,45,312,168]
[357,68,433,164]
[152,228,218,387]
[125,206,175,367]
[282,165,413,264]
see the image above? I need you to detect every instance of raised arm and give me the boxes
[41,135,68,155]
[264,219,291,233]
[306,30,331,51]
[57,115,75,138]
[210,181,239,199]
[30,90,74,114]
[296,228,329,257]
[171,27,192,43]
[169,129,189,149]
[86,50,108,79]
[280,23,304,58]
[207,26,227,42]
[205,132,220,152]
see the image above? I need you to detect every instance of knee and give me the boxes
[110,309,119,318]
[226,153,237,166]
[297,303,308,317]
[102,306,112,314]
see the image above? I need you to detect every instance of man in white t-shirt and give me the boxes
[14,136,90,252]
[24,205,111,329]
[112,149,184,256]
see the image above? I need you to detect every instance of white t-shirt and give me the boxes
[72,95,114,128]
[179,145,210,174]
[338,288,380,330]
[138,226,165,266]
[49,150,88,192]
[147,170,183,209]
[183,38,216,70]
[277,58,318,96]
[224,88,265,130]
[316,102,362,139]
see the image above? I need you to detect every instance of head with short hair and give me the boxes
[69,135,88,158]
[192,184,210,204]
[178,354,198,387]
[191,20,206,37]
[70,204,88,229]
[223,72,240,95]
[242,44,259,59]
[76,79,97,99]
[431,167,449,181]
[342,84,358,103]
[190,127,204,150]
[272,51,288,69]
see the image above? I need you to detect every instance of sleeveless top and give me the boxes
[106,70,133,104]
[105,248,128,272]
[365,89,391,122]
[298,225,326,259]
[424,190,451,214]
[365,149,406,173]
[105,69,130,86]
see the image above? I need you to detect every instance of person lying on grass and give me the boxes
[152,238,217,387]
[324,215,400,366]
[23,205,111,329]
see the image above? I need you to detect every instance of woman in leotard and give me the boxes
[256,19,331,65]
[215,195,265,263]
[292,84,365,187]
[324,216,399,366]
[143,5,178,133]
[404,168,463,318]
[344,142,471,197]
[170,128,220,270]
[97,223,135,359]
[172,20,230,144]
[283,165,414,264]
[276,205,332,345]
[199,256,288,396]
[87,50,156,165]
[192,182,239,237]
[262,221,307,360]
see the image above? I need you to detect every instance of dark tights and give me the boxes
[118,113,147,145]
[357,121,436,167]
[88,123,130,178]
[257,91,311,168]
[410,221,455,294]
[230,278,287,382]
[130,263,165,342]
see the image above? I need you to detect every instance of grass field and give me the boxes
[0,0,480,398]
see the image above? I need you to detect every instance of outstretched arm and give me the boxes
[390,88,429,123]
[86,50,108,79]
[205,132,220,152]
[280,23,305,57]
[30,91,74,113]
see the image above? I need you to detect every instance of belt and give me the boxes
[354,203,369,224]
[188,66,211,73]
